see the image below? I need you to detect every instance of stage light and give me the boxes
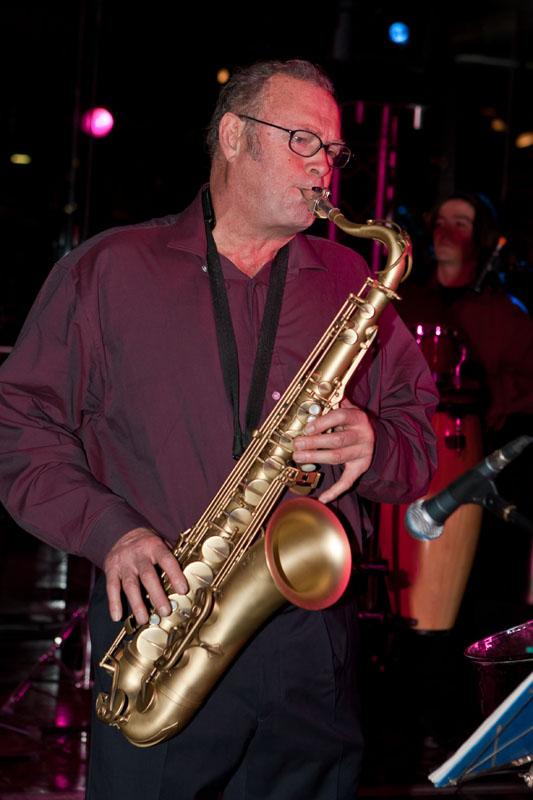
[217,67,230,85]
[10,153,31,165]
[81,107,114,138]
[491,118,507,132]
[516,131,533,149]
[389,22,410,45]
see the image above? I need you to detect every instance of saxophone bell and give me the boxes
[265,497,352,611]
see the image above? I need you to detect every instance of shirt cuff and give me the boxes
[83,502,153,569]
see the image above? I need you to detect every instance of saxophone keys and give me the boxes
[201,535,231,566]
[168,593,192,617]
[136,626,169,661]
[243,480,269,507]
[296,401,316,423]
[136,680,156,714]
[96,688,128,723]
[262,456,286,478]
[340,328,359,345]
[226,506,253,528]
[182,561,214,594]
[359,303,375,320]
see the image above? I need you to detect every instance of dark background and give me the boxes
[1,0,533,337]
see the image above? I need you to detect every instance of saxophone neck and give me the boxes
[301,188,412,290]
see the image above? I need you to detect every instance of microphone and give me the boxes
[473,236,507,294]
[405,435,533,541]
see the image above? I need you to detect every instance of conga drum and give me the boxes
[379,325,484,631]
[412,324,466,392]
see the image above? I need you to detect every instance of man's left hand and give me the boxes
[292,399,375,503]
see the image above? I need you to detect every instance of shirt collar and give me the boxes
[167,185,328,276]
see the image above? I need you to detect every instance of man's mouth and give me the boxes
[300,187,326,201]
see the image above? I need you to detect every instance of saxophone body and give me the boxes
[95,189,412,746]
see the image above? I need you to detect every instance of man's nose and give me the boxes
[304,148,331,177]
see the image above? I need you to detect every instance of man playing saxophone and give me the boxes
[0,59,438,799]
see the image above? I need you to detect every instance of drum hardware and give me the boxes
[411,324,466,392]
[355,558,389,623]
[354,501,398,625]
[444,416,466,453]
[482,484,533,534]
[520,764,533,788]
[0,562,95,739]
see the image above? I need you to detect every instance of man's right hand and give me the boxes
[103,527,189,625]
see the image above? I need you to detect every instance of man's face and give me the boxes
[228,75,342,237]
[433,198,477,273]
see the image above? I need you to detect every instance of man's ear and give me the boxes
[218,112,245,163]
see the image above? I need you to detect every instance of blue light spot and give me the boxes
[389,22,410,45]
[508,294,529,314]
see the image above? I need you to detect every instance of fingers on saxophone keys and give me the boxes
[293,431,347,462]
[158,549,189,596]
[122,573,151,626]
[293,443,345,466]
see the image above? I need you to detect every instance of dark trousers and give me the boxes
[86,572,363,800]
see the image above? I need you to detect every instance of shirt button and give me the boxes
[272,391,281,400]
[201,264,208,272]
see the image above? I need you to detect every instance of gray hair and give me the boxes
[206,59,336,162]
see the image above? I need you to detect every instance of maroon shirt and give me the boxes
[0,189,438,568]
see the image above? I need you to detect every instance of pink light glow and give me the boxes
[81,107,114,138]
[54,772,70,791]
[55,698,73,727]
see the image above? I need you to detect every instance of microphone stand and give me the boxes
[473,237,506,294]
[480,481,533,535]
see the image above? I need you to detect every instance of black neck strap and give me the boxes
[201,185,289,459]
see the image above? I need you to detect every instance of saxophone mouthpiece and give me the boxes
[301,188,332,219]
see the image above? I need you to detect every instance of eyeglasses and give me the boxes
[238,115,352,169]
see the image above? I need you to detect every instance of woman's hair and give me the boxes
[205,59,335,162]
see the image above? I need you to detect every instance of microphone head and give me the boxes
[404,500,444,541]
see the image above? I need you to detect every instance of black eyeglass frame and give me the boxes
[238,115,352,169]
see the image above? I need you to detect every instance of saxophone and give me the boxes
[95,188,412,746]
